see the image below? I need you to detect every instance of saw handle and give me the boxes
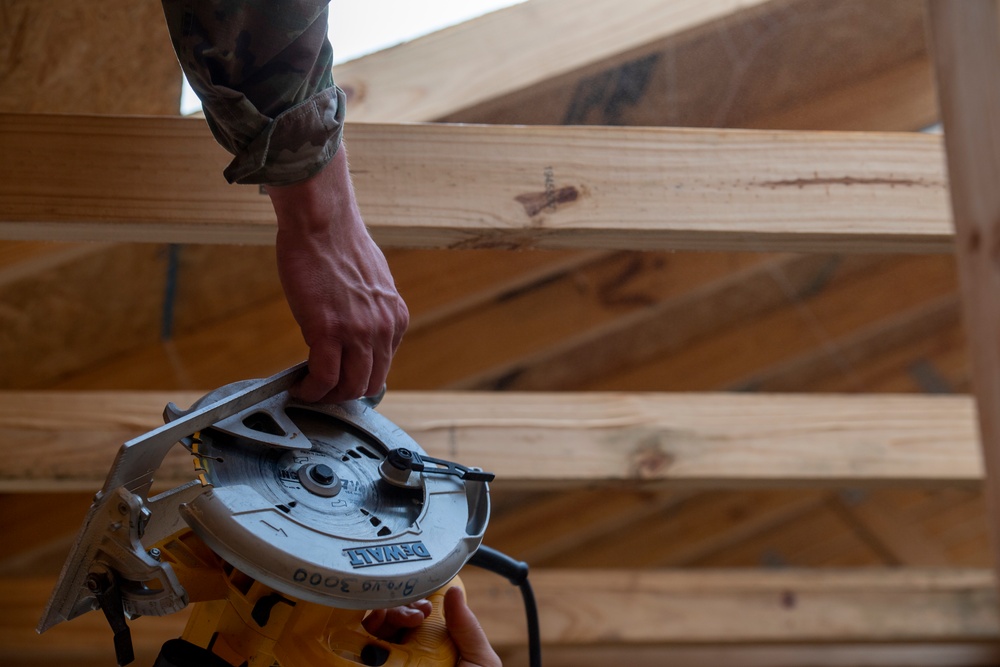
[398,577,464,664]
[319,578,464,667]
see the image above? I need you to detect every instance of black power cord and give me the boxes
[468,545,541,667]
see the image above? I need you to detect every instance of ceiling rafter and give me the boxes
[1,115,951,252]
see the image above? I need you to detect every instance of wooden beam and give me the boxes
[499,644,1000,667]
[927,0,1000,583]
[332,0,773,123]
[0,391,982,492]
[3,569,999,666]
[0,0,939,397]
[453,0,931,130]
[0,0,940,393]
[0,114,952,252]
[483,568,1000,644]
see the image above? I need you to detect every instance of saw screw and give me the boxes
[148,548,161,561]
[309,463,336,486]
[298,462,343,497]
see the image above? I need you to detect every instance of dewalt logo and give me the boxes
[343,541,432,569]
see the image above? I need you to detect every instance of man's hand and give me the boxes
[362,588,501,667]
[363,599,433,640]
[267,145,409,403]
[445,587,502,667]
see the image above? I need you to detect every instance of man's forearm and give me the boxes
[268,147,410,402]
[160,0,343,185]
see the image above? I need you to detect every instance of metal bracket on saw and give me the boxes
[37,363,308,636]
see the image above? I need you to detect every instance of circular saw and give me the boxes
[36,363,504,667]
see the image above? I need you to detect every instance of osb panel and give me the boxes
[0,0,181,114]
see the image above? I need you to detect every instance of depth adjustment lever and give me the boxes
[380,448,495,488]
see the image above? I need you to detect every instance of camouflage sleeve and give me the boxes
[161,0,345,185]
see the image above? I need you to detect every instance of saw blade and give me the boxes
[180,392,489,609]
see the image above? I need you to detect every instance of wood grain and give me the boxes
[332,0,773,123]
[928,0,1000,582]
[0,391,982,491]
[4,569,998,665]
[0,115,952,252]
[447,1,930,131]
[587,254,960,391]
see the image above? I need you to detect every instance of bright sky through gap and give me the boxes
[180,0,524,114]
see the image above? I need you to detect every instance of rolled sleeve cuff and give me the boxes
[221,85,346,186]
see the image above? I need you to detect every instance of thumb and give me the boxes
[444,587,501,667]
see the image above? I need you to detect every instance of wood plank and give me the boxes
[0,391,982,492]
[0,0,939,397]
[445,0,929,130]
[499,644,1000,667]
[0,115,952,252]
[332,0,773,123]
[0,0,187,388]
[0,0,941,392]
[928,0,1000,582]
[3,569,999,664]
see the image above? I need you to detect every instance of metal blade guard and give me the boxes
[38,363,492,637]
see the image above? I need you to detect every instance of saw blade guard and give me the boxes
[174,382,490,610]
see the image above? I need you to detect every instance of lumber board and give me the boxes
[0,391,982,492]
[928,0,1000,582]
[443,1,930,130]
[499,644,1000,667]
[0,0,939,392]
[332,0,773,123]
[0,114,952,252]
[3,569,999,665]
